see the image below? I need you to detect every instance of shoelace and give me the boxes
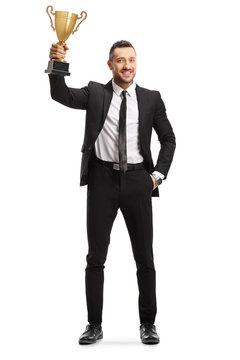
[141,323,156,331]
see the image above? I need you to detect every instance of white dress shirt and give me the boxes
[94,79,164,182]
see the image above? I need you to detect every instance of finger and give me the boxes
[53,43,65,52]
[50,48,66,57]
[51,43,61,49]
[49,52,65,59]
[57,45,66,53]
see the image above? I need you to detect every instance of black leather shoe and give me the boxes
[140,323,160,344]
[79,323,103,345]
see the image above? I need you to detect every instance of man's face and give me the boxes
[107,47,137,88]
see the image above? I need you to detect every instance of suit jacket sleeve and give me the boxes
[153,91,176,180]
[48,74,89,110]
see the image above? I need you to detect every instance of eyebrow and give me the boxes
[116,57,136,60]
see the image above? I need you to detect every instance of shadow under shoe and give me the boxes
[140,323,160,344]
[79,323,103,345]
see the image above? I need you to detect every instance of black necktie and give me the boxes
[119,90,128,172]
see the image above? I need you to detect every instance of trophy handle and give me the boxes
[72,11,87,35]
[46,5,55,32]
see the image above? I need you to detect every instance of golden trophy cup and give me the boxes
[44,5,87,76]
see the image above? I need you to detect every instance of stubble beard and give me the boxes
[114,72,136,86]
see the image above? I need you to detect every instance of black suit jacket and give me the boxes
[48,74,176,197]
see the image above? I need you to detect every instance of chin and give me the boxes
[122,79,133,84]
[120,75,134,84]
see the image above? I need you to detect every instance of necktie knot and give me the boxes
[122,90,127,98]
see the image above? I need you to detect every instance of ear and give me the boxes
[107,60,113,70]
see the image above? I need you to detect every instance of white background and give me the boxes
[1,0,239,358]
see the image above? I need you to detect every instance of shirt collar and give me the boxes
[112,79,136,97]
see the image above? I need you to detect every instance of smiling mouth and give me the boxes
[121,70,132,76]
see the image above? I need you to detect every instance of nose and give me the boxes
[123,60,131,69]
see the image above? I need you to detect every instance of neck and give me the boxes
[113,78,133,89]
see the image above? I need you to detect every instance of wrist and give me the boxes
[151,173,162,186]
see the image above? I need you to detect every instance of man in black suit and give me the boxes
[48,40,176,345]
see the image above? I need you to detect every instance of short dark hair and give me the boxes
[109,40,136,62]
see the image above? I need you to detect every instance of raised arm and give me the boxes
[48,43,89,110]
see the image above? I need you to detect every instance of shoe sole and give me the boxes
[141,338,160,345]
[79,333,103,345]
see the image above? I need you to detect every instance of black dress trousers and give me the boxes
[85,154,157,325]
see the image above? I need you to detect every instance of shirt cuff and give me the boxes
[152,171,165,180]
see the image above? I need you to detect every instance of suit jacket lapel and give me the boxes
[135,84,145,134]
[101,80,113,126]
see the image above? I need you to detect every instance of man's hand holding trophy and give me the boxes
[49,43,69,62]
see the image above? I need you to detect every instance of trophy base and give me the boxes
[45,60,70,76]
